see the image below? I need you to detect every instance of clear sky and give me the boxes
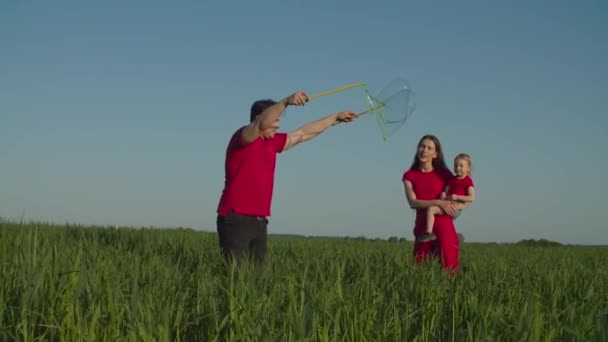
[1,1,607,245]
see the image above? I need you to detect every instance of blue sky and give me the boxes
[1,1,606,245]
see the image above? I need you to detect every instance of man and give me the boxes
[216,91,357,264]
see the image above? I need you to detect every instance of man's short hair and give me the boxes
[250,99,277,122]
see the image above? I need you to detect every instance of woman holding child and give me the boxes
[402,134,475,273]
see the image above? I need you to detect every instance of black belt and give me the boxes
[228,211,266,221]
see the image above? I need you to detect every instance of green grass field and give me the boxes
[1,220,607,341]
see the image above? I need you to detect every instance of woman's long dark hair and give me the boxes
[409,134,449,171]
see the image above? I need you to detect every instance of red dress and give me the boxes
[402,168,460,272]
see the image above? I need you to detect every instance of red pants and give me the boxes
[413,215,460,273]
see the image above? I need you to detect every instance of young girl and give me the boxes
[417,153,476,243]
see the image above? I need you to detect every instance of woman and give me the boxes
[402,135,460,272]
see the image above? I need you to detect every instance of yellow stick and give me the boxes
[356,103,385,116]
[332,103,385,126]
[308,82,366,100]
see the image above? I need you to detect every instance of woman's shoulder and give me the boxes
[403,168,454,183]
[437,168,454,180]
[402,168,419,182]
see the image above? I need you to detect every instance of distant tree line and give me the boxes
[342,235,565,247]
[515,239,563,247]
[1,216,568,247]
[386,233,466,243]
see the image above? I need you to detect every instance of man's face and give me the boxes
[261,118,280,139]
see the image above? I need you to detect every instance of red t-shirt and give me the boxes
[402,168,453,228]
[217,127,287,217]
[447,175,474,196]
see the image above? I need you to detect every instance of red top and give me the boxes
[447,175,474,196]
[217,127,287,217]
[402,168,453,228]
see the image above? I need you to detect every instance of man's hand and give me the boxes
[283,91,309,106]
[448,194,459,201]
[336,111,358,123]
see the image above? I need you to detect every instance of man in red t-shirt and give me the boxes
[216,91,358,264]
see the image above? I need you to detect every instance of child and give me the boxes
[417,153,476,242]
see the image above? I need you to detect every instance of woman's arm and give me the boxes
[403,181,458,215]
[403,180,438,209]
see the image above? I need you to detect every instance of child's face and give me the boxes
[454,158,470,178]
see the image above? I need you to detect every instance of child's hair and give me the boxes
[454,153,473,174]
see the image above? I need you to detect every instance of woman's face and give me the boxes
[417,138,437,164]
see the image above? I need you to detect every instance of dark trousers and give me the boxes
[216,211,268,264]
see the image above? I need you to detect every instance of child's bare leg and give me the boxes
[425,205,444,234]
[426,205,443,234]
[426,206,443,234]
[417,206,444,243]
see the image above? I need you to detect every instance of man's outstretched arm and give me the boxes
[241,91,308,144]
[283,111,357,151]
